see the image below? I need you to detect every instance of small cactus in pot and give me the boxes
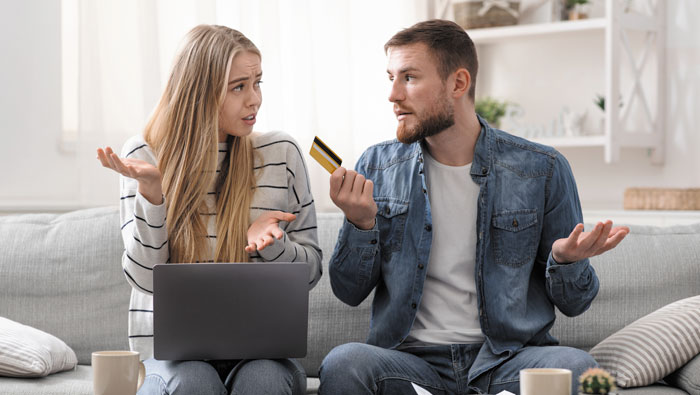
[579,367,617,394]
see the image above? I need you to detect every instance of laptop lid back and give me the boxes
[153,262,309,361]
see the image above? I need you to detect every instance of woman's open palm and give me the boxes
[246,211,297,253]
[97,146,163,204]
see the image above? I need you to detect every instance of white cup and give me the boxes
[520,368,572,395]
[92,351,145,395]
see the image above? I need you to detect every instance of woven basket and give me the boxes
[623,188,700,210]
[453,0,520,29]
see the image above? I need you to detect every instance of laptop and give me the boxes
[153,262,309,361]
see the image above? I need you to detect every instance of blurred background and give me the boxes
[1,0,698,221]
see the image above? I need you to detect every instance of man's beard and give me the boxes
[396,97,455,145]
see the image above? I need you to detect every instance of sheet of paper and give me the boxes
[411,382,433,395]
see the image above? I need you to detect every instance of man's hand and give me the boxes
[245,211,296,253]
[329,167,377,230]
[97,147,163,205]
[551,220,630,263]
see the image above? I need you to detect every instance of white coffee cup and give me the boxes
[92,351,145,395]
[520,368,572,395]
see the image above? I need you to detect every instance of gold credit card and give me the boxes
[310,136,342,174]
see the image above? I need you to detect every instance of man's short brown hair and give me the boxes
[385,19,478,99]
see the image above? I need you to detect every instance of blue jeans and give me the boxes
[319,342,596,395]
[138,358,306,395]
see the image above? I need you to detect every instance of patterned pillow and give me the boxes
[590,295,700,388]
[0,317,78,377]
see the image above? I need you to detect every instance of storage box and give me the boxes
[453,0,521,29]
[624,188,700,210]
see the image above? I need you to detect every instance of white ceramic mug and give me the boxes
[520,368,572,395]
[92,351,145,395]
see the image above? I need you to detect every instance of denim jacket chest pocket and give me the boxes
[376,199,409,256]
[491,209,539,267]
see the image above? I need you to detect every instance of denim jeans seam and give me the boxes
[376,375,445,391]
[489,377,519,385]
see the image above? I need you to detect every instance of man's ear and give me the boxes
[451,68,471,99]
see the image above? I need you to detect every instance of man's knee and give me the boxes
[559,348,598,379]
[321,342,374,378]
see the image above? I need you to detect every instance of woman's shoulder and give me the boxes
[250,130,299,148]
[121,134,155,162]
[250,131,304,161]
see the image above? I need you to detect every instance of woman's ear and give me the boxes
[452,68,471,99]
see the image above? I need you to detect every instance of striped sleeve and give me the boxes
[119,135,168,294]
[255,133,323,289]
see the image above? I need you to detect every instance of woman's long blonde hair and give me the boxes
[144,25,260,263]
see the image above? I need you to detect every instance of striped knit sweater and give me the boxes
[118,131,322,360]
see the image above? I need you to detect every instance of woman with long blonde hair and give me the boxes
[97,25,321,394]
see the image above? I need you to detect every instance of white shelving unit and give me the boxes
[433,0,666,164]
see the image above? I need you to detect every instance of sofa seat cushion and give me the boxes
[0,365,92,395]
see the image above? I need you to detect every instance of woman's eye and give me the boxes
[232,84,243,92]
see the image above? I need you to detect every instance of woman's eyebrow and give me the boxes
[228,72,263,85]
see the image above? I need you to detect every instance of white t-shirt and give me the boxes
[406,149,485,345]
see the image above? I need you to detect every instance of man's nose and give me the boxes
[388,80,404,103]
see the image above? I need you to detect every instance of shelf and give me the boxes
[468,19,607,44]
[531,135,606,148]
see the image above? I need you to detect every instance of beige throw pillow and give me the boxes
[590,295,700,388]
[0,317,78,377]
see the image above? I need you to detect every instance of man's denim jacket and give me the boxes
[329,117,599,380]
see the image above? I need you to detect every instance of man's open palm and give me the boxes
[552,220,630,263]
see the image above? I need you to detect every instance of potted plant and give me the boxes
[475,97,509,128]
[579,367,617,394]
[566,0,590,20]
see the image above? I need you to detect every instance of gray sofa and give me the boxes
[0,206,699,394]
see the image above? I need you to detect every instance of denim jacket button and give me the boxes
[481,167,487,175]
[425,225,432,232]
[418,264,424,270]
[512,219,518,227]
[385,206,390,215]
[411,303,417,309]
[370,239,377,245]
[422,188,427,194]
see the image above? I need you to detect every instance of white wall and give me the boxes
[0,0,81,211]
[1,0,698,213]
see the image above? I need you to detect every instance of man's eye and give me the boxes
[254,80,263,88]
[405,75,415,82]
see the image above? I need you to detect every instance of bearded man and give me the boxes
[319,19,629,395]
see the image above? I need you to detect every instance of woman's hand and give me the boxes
[97,147,163,205]
[245,211,297,253]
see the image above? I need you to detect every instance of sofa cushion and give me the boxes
[551,223,700,351]
[0,207,130,365]
[0,365,93,395]
[666,352,700,395]
[0,317,77,377]
[589,295,700,387]
[299,213,372,377]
